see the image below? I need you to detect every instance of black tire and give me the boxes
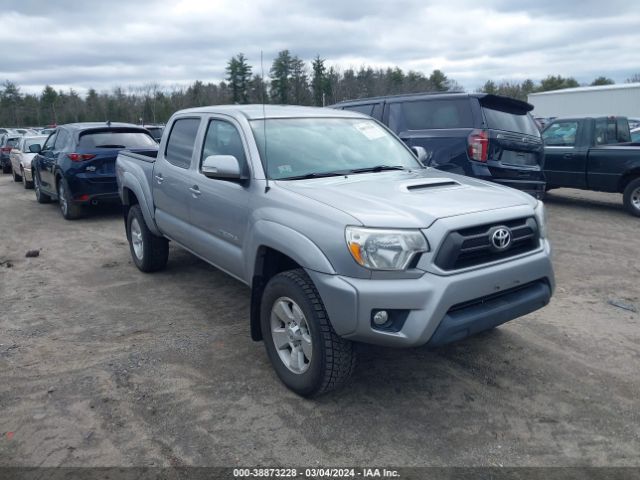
[12,168,21,182]
[22,169,33,189]
[57,177,84,220]
[623,178,640,217]
[126,204,169,273]
[1,163,10,174]
[34,171,52,203]
[260,269,356,397]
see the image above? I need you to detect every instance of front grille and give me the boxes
[434,217,539,271]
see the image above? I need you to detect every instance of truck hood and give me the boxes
[275,169,534,228]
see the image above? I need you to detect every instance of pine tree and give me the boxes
[311,56,329,106]
[270,50,293,104]
[226,53,253,104]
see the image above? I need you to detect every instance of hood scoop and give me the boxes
[405,179,460,192]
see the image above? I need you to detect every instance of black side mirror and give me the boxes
[29,144,42,154]
[411,146,430,166]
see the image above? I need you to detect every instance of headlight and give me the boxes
[534,200,547,239]
[345,227,429,271]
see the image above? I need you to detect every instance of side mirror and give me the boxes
[411,146,430,166]
[29,144,42,154]
[202,155,243,180]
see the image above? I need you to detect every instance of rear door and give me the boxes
[479,96,545,182]
[385,98,474,175]
[542,119,586,188]
[152,116,202,246]
[39,130,64,192]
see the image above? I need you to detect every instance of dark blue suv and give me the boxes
[332,93,546,198]
[31,123,158,219]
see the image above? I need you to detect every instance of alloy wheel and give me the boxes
[270,296,313,374]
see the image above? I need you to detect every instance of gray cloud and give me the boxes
[0,0,638,95]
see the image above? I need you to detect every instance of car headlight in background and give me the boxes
[534,200,547,239]
[345,227,429,271]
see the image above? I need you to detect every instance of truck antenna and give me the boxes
[261,50,270,193]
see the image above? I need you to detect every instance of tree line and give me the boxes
[1,50,638,127]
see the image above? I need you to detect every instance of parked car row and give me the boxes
[2,102,556,396]
[4,96,635,396]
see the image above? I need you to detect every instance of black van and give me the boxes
[331,93,545,198]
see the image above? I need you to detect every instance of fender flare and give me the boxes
[120,171,161,236]
[245,220,336,280]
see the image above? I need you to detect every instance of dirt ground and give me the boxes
[1,173,639,468]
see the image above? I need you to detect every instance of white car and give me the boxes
[9,135,48,188]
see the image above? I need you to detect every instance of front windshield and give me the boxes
[250,118,421,180]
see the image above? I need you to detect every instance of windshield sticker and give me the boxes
[277,164,293,174]
[354,122,386,140]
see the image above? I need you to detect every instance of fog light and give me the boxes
[373,310,389,326]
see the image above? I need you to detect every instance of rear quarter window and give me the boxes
[388,99,474,131]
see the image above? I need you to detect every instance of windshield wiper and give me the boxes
[279,170,350,180]
[95,144,127,148]
[349,165,408,174]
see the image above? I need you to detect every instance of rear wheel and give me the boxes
[260,269,356,397]
[34,171,52,203]
[1,163,10,174]
[57,178,84,220]
[126,204,169,272]
[623,178,640,217]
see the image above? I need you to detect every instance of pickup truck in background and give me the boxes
[542,116,640,216]
[331,93,546,199]
[116,105,554,397]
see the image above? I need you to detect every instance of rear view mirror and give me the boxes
[411,146,430,166]
[202,155,243,180]
[29,144,41,154]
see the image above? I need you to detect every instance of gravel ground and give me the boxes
[1,173,639,467]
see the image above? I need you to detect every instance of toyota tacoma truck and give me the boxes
[542,115,640,216]
[116,105,555,397]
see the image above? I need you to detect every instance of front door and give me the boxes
[542,120,586,188]
[186,117,250,280]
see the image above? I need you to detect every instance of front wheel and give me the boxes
[623,178,640,217]
[12,168,21,182]
[126,204,169,272]
[260,269,356,397]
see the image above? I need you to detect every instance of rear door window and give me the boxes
[543,121,579,147]
[165,118,201,169]
[78,130,157,149]
[388,99,474,131]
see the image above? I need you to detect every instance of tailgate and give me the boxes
[489,131,543,168]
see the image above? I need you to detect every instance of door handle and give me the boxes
[154,173,164,184]
[563,153,574,159]
[189,185,201,197]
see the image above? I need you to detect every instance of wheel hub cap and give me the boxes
[632,187,640,209]
[270,297,312,374]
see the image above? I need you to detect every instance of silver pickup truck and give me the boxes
[116,105,554,397]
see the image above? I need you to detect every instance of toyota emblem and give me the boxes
[491,227,512,250]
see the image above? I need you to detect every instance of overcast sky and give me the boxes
[0,0,638,95]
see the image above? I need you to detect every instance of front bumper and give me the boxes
[307,239,554,348]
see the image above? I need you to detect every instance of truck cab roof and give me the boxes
[176,104,369,120]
